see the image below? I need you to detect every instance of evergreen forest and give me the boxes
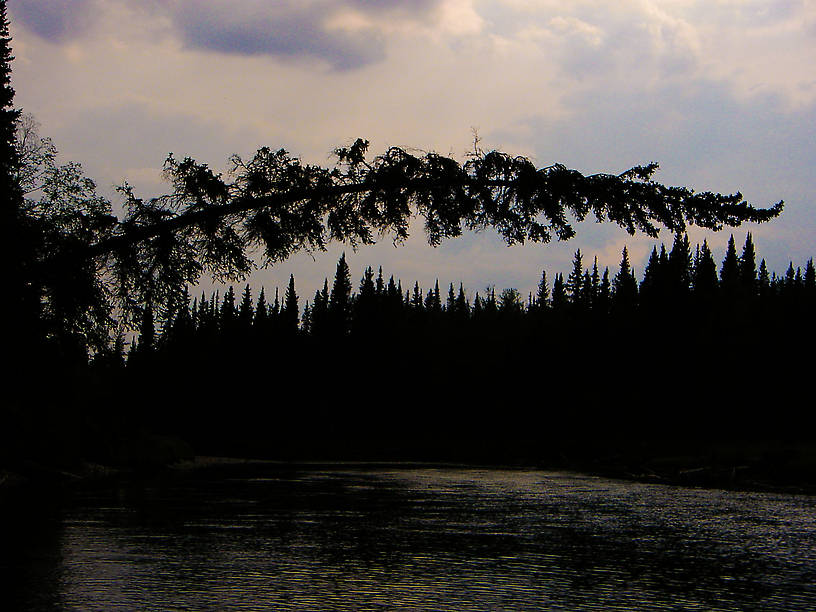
[106,234,816,461]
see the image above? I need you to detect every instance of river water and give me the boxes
[3,464,815,610]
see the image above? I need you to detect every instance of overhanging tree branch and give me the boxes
[88,139,782,263]
[30,137,786,341]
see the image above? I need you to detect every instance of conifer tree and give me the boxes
[640,246,662,304]
[387,275,401,305]
[498,288,523,318]
[253,287,268,334]
[612,247,638,312]
[581,271,593,312]
[566,249,584,306]
[353,265,377,335]
[739,233,757,296]
[446,283,456,313]
[310,280,329,337]
[478,287,498,321]
[720,234,740,294]
[455,283,469,319]
[359,266,375,297]
[551,273,568,312]
[271,288,280,317]
[590,257,601,308]
[472,292,483,318]
[281,274,299,333]
[237,284,254,331]
[597,267,611,315]
[221,286,237,334]
[692,240,718,298]
[804,259,815,296]
[668,233,692,296]
[301,302,311,335]
[329,253,352,335]
[757,259,771,300]
[376,266,385,295]
[425,280,442,314]
[534,270,550,311]
[196,293,208,334]
[411,281,424,311]
[1,1,33,369]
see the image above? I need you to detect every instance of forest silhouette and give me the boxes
[1,1,812,483]
[100,232,814,465]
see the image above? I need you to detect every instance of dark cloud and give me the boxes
[10,0,101,41]
[11,0,444,69]
[168,2,386,70]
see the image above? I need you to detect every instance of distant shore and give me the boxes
[4,440,816,501]
[171,455,816,496]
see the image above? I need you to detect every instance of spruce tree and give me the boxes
[220,286,237,335]
[446,283,456,313]
[498,288,523,318]
[581,271,593,312]
[237,284,254,331]
[535,270,550,311]
[301,302,311,335]
[739,233,757,297]
[597,267,611,315]
[551,273,568,312]
[720,235,740,294]
[566,249,584,306]
[253,288,268,329]
[668,233,692,296]
[757,259,771,301]
[359,266,375,297]
[425,280,442,314]
[281,274,299,334]
[612,247,638,313]
[411,281,424,311]
[804,259,815,296]
[2,2,40,370]
[455,283,469,319]
[353,265,377,335]
[692,240,718,298]
[376,266,385,295]
[590,257,601,309]
[310,280,329,337]
[640,246,661,305]
[472,292,483,319]
[329,253,352,335]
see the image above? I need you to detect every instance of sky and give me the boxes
[9,0,816,301]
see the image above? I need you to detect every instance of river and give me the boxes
[2,463,815,610]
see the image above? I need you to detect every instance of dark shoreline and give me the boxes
[4,444,816,502]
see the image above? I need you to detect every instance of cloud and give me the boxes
[164,2,385,70]
[10,0,102,42]
[12,0,450,70]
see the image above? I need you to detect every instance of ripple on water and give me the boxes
[3,467,815,611]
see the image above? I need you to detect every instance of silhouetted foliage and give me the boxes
[2,0,784,365]
[107,233,812,460]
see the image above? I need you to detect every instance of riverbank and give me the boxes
[3,439,815,500]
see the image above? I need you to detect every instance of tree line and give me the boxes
[103,231,813,457]
[121,232,814,368]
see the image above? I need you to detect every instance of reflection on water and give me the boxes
[3,466,816,610]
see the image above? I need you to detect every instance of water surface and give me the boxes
[3,464,815,610]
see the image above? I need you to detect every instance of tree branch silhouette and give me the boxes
[80,139,781,326]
